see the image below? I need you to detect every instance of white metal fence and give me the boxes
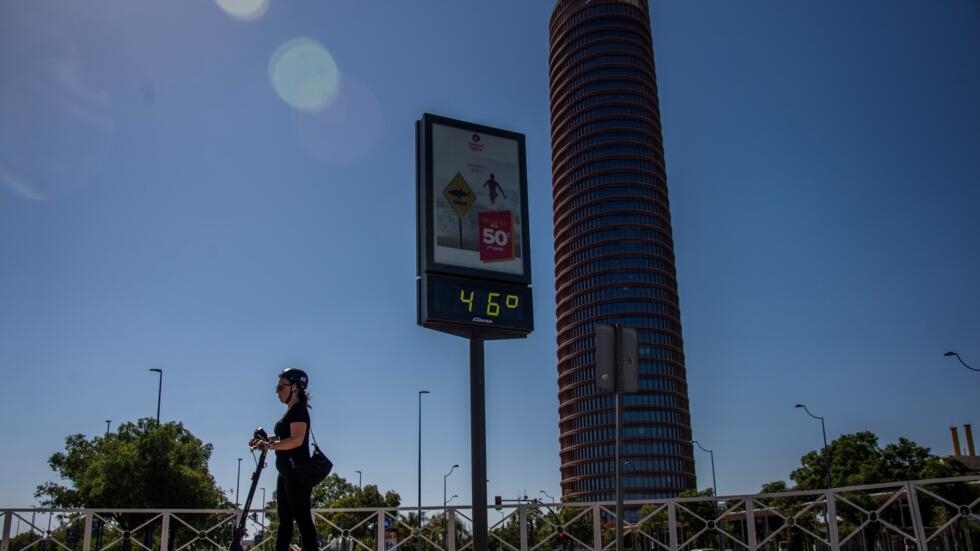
[2,476,978,551]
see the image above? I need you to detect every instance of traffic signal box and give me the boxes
[595,325,639,393]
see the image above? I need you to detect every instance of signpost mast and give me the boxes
[417,113,533,551]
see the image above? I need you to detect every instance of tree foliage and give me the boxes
[790,431,968,490]
[36,418,230,510]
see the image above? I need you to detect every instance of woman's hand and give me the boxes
[249,438,273,450]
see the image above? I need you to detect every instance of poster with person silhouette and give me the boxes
[419,114,530,284]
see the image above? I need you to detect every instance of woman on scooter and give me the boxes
[251,368,317,551]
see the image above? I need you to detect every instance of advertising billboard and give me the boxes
[417,113,533,338]
[417,113,531,285]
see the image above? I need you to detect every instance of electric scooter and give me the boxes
[230,427,270,551]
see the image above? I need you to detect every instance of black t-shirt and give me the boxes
[274,402,311,472]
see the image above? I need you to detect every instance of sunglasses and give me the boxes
[276,383,293,392]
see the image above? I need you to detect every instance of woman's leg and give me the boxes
[284,474,318,551]
[275,474,295,551]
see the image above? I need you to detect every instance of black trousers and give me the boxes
[275,470,317,551]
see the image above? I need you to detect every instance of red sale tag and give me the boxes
[479,211,515,262]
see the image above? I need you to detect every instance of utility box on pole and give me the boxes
[595,323,639,551]
[596,324,639,393]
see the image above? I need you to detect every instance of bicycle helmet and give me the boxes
[279,367,309,390]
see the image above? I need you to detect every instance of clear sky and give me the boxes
[1,1,978,510]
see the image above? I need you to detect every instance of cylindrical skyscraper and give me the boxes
[548,0,696,504]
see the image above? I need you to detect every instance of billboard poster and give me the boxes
[423,116,529,282]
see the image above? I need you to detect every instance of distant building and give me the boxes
[547,0,696,505]
[946,424,980,472]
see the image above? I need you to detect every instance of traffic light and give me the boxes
[494,495,502,509]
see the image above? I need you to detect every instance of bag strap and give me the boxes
[309,428,321,449]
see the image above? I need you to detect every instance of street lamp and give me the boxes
[539,490,554,502]
[356,470,362,488]
[417,389,430,546]
[236,458,243,508]
[105,420,111,436]
[446,494,458,505]
[691,441,718,496]
[443,464,459,506]
[945,351,979,372]
[692,440,721,551]
[795,403,832,489]
[148,368,163,424]
[260,487,267,532]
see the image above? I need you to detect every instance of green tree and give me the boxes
[790,432,974,551]
[36,418,229,509]
[35,418,233,548]
[790,431,967,490]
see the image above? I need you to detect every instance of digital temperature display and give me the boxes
[420,273,533,337]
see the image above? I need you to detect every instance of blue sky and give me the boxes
[1,1,978,510]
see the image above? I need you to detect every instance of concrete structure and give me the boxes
[947,424,980,472]
[547,0,695,505]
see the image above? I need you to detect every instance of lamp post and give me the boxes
[691,441,718,496]
[236,458,243,508]
[417,389,430,548]
[692,440,721,551]
[148,368,163,424]
[945,351,979,372]
[795,403,832,489]
[539,490,554,502]
[260,487,266,529]
[105,420,111,436]
[443,464,459,506]
[446,494,458,505]
[356,470,362,488]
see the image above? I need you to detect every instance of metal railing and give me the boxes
[2,475,978,551]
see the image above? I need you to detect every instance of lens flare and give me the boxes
[0,55,115,200]
[268,38,340,113]
[214,0,269,22]
[292,75,383,166]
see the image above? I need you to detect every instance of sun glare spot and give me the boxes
[214,0,269,22]
[292,75,383,166]
[268,38,340,113]
[0,53,115,200]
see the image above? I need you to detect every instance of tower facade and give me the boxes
[548,0,696,503]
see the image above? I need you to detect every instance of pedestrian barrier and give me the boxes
[2,475,977,551]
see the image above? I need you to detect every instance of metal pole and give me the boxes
[356,470,362,488]
[470,334,488,551]
[693,440,721,551]
[236,458,243,508]
[615,390,624,551]
[945,351,980,372]
[105,420,111,436]
[149,368,163,424]
[795,404,831,488]
[418,389,430,549]
[444,464,458,506]
[820,416,831,489]
[261,487,267,531]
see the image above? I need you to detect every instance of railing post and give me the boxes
[745,498,757,551]
[667,501,677,551]
[592,504,602,551]
[826,490,840,551]
[159,512,169,551]
[376,510,385,551]
[905,481,928,551]
[518,504,528,551]
[446,508,456,551]
[2,510,12,551]
[82,511,93,551]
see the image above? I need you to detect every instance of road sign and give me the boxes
[442,172,476,218]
